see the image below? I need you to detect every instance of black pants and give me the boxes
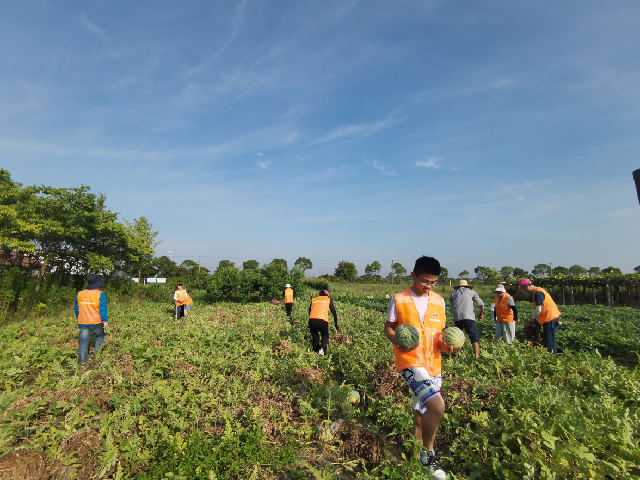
[309,318,329,353]
[176,305,185,320]
[285,303,293,317]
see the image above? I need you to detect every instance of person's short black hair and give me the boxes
[413,256,441,277]
[175,284,183,290]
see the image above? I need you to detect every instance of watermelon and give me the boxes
[395,324,419,349]
[346,390,360,405]
[442,327,465,350]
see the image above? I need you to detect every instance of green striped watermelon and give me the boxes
[395,324,419,349]
[442,326,465,349]
[346,390,360,404]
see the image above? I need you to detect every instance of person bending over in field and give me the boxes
[308,289,339,356]
[449,279,485,359]
[384,256,459,479]
[519,279,561,354]
[75,274,108,364]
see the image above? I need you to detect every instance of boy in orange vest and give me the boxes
[519,279,561,354]
[74,274,108,364]
[384,256,458,479]
[492,284,518,344]
[284,283,294,318]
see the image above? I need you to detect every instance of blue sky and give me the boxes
[2,1,640,276]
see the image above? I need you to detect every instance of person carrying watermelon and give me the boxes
[519,279,561,354]
[492,284,518,344]
[174,284,188,320]
[308,289,339,356]
[384,256,460,479]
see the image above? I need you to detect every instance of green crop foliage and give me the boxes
[1,288,639,479]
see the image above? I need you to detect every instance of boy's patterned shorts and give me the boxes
[398,367,442,414]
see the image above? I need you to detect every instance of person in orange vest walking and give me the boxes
[74,274,108,364]
[519,279,561,354]
[284,283,294,319]
[174,284,188,320]
[492,284,518,344]
[308,289,339,356]
[384,256,458,479]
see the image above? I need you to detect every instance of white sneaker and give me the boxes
[318,348,325,356]
[420,450,446,479]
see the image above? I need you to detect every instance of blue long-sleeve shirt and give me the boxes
[75,291,108,326]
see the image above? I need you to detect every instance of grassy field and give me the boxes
[322,281,496,299]
[1,287,639,479]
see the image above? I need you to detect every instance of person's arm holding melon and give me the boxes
[384,298,415,352]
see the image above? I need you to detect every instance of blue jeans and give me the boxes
[542,317,560,354]
[78,324,105,363]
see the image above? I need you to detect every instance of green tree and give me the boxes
[124,217,161,281]
[513,267,527,277]
[365,261,382,280]
[294,257,312,272]
[439,267,448,283]
[474,266,501,285]
[459,270,470,279]
[393,263,407,278]
[0,169,39,253]
[601,266,622,275]
[217,260,236,270]
[500,266,514,280]
[335,261,357,281]
[532,264,551,277]
[634,266,640,273]
[569,265,588,275]
[588,267,601,276]
[271,258,288,269]
[554,266,570,276]
[152,256,178,277]
[242,259,259,271]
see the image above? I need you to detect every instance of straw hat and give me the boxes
[494,284,506,293]
[453,279,474,289]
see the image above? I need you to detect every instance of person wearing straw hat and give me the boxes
[492,284,518,345]
[74,274,108,364]
[449,279,485,359]
[519,279,561,354]
[284,283,294,318]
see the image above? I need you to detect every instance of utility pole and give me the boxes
[550,263,553,277]
[391,260,394,285]
[198,256,201,274]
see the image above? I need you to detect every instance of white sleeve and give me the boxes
[174,292,178,300]
[386,297,398,323]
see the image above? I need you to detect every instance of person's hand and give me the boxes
[438,337,461,354]
[335,327,339,334]
[478,314,483,322]
[103,323,108,331]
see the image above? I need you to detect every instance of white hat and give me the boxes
[494,284,506,293]
[453,279,474,289]
[285,284,291,288]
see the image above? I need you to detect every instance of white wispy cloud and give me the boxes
[517,196,524,201]
[79,11,106,39]
[364,159,396,176]
[416,158,441,169]
[257,161,271,170]
[308,110,398,146]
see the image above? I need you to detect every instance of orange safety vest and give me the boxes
[183,291,192,306]
[175,290,188,306]
[494,293,515,323]
[284,288,294,303]
[77,289,103,325]
[309,296,331,322]
[532,287,561,324]
[392,288,446,376]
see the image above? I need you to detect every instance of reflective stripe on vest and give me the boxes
[309,296,330,322]
[77,289,102,325]
[392,288,446,376]
[284,288,294,303]
[494,293,514,323]
[533,287,561,324]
